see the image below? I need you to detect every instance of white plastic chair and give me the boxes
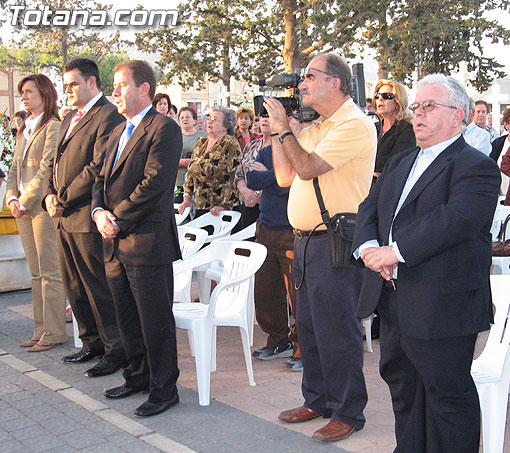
[175,203,191,226]
[471,275,510,453]
[186,210,241,244]
[214,222,256,243]
[199,222,258,344]
[173,226,209,304]
[172,241,267,406]
[177,226,208,260]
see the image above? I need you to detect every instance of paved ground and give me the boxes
[0,288,508,452]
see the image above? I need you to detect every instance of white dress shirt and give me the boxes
[463,122,492,156]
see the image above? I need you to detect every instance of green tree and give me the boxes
[364,0,510,91]
[136,0,378,102]
[97,52,129,96]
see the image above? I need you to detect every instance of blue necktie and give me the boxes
[113,121,135,167]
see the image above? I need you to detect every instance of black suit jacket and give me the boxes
[91,107,182,266]
[352,136,500,339]
[44,95,124,233]
[489,134,509,162]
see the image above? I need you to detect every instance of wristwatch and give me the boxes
[279,131,294,144]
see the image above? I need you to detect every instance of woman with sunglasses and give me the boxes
[373,79,416,177]
[5,74,66,352]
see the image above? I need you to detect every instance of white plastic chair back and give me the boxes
[173,227,209,303]
[471,275,510,453]
[177,226,208,260]
[214,222,256,242]
[186,210,241,243]
[174,203,191,226]
[173,241,267,405]
[472,275,510,380]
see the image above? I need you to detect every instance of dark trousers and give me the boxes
[378,290,480,453]
[105,257,179,403]
[254,222,299,355]
[293,235,367,430]
[57,229,124,360]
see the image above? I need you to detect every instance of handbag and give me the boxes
[492,214,510,256]
[312,178,357,269]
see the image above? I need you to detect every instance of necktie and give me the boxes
[67,110,84,136]
[113,121,135,167]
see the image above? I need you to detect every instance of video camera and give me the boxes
[254,72,318,122]
[254,63,368,123]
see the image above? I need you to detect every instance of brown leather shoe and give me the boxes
[312,420,356,442]
[278,405,323,423]
[20,338,39,348]
[27,342,56,352]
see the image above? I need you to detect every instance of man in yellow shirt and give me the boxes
[264,53,376,442]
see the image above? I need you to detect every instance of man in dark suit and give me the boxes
[91,60,182,417]
[44,58,126,377]
[352,74,500,452]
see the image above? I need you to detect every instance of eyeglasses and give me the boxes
[410,101,458,113]
[302,67,337,80]
[374,92,395,100]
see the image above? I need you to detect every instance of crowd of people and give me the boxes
[0,52,508,451]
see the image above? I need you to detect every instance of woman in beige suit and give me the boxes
[6,74,66,352]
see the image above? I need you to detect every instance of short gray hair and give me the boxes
[321,54,352,96]
[212,106,237,135]
[417,74,470,127]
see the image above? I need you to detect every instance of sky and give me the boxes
[1,0,508,94]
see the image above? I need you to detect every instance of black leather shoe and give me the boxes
[134,394,179,417]
[61,350,102,364]
[84,358,127,377]
[104,384,147,399]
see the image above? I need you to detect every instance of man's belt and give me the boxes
[383,279,397,292]
[293,229,328,238]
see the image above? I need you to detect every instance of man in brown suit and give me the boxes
[44,58,126,377]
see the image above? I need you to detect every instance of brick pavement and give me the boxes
[1,289,509,452]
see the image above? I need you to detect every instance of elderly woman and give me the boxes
[176,106,207,202]
[178,106,241,217]
[152,92,171,116]
[373,79,416,177]
[234,107,256,151]
[6,74,66,352]
[234,116,274,228]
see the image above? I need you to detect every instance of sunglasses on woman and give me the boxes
[374,92,396,100]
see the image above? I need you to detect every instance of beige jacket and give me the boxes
[6,118,60,211]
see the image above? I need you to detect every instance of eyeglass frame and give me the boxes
[302,66,338,80]
[409,100,459,113]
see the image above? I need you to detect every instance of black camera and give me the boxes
[254,95,299,118]
[255,63,367,122]
[254,71,319,123]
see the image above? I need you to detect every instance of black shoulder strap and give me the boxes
[313,177,331,223]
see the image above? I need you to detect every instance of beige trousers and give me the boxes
[16,202,67,343]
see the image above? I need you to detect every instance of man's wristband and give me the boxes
[279,131,294,144]
[270,133,279,137]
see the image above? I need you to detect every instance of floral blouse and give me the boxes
[234,137,264,188]
[183,134,241,210]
